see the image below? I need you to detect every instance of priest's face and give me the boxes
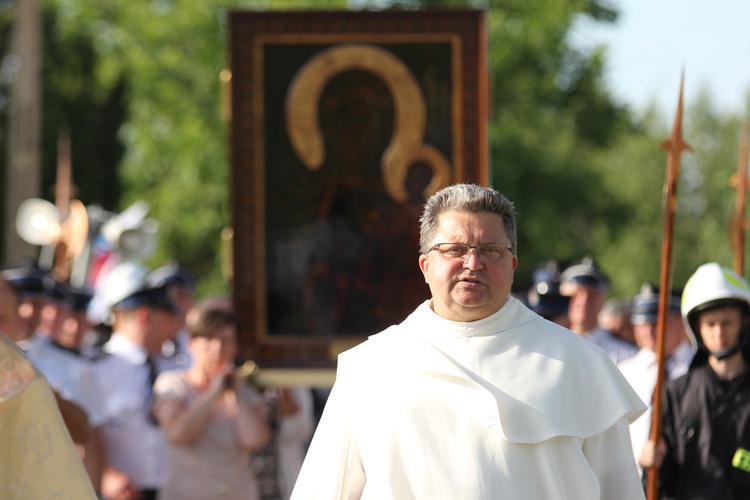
[419,210,518,322]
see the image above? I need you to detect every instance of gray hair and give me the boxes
[419,183,517,255]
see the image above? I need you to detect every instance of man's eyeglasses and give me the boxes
[429,243,513,262]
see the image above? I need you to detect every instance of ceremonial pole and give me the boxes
[50,127,89,285]
[731,122,749,276]
[647,72,691,500]
[53,128,73,281]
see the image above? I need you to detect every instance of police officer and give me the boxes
[616,284,695,477]
[1,264,46,344]
[94,262,184,500]
[560,256,638,363]
[24,283,108,492]
[147,263,197,368]
[525,260,570,327]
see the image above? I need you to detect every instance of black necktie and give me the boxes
[144,355,159,426]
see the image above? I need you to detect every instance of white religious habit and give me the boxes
[291,297,647,500]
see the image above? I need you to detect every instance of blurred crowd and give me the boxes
[518,256,750,498]
[0,261,315,500]
[3,252,750,498]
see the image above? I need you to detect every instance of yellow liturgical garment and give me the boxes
[0,334,97,499]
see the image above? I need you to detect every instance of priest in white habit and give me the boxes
[291,184,646,500]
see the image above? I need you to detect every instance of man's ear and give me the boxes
[136,307,151,326]
[419,254,430,283]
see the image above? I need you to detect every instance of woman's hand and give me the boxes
[209,362,235,396]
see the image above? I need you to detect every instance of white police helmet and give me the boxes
[88,261,150,325]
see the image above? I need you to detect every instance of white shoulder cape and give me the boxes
[339,297,646,444]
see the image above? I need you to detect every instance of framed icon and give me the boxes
[228,9,488,367]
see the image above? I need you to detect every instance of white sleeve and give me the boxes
[582,418,646,500]
[290,380,366,500]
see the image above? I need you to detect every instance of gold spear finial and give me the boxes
[659,69,692,195]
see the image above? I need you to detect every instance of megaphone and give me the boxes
[117,219,159,258]
[16,198,61,246]
[100,201,159,259]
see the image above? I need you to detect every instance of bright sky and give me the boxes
[568,0,750,119]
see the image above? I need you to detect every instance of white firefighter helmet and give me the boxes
[681,262,750,350]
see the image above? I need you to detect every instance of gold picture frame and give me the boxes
[228,9,488,367]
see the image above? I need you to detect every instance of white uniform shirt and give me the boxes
[617,341,695,474]
[96,333,168,489]
[292,298,647,500]
[24,335,107,426]
[587,326,639,364]
[276,387,315,500]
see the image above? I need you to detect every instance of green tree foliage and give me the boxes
[588,111,668,295]
[674,90,748,286]
[480,0,636,288]
[11,0,750,302]
[0,2,125,265]
[590,89,750,297]
[41,0,346,294]
[40,5,125,210]
[49,0,242,293]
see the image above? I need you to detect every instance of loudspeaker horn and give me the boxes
[100,201,159,259]
[16,198,61,246]
[117,218,159,259]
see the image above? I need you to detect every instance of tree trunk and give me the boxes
[3,0,42,265]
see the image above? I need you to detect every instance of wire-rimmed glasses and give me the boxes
[429,243,513,262]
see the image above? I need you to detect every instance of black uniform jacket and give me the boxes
[656,362,750,500]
